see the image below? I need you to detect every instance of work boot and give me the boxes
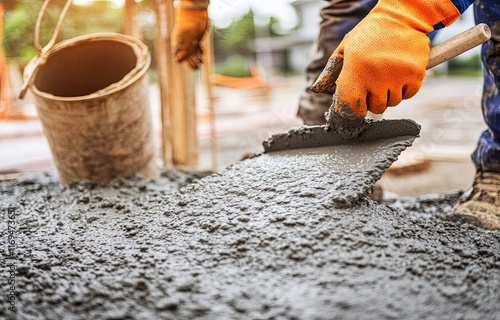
[445,170,500,230]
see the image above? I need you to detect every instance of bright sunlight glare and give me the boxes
[73,0,126,7]
[209,0,297,31]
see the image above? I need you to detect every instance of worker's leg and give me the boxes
[472,2,500,173]
[297,0,377,125]
[446,0,500,230]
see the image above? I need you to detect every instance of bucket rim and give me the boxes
[25,32,151,101]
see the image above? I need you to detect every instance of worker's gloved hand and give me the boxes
[312,0,460,118]
[172,3,209,69]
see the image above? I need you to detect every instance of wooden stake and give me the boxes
[153,0,198,167]
[0,2,11,120]
[124,0,141,40]
[202,30,217,170]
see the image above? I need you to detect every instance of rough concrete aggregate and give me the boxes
[262,138,415,207]
[1,160,499,320]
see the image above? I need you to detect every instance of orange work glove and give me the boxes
[171,1,209,69]
[312,0,460,119]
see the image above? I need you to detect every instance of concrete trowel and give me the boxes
[261,24,491,207]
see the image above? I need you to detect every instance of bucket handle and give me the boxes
[19,0,72,99]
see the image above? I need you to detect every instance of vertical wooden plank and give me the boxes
[153,0,198,167]
[0,2,10,120]
[164,0,197,167]
[153,0,173,166]
[202,30,217,169]
[124,0,141,40]
[178,62,198,166]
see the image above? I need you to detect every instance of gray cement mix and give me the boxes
[1,161,499,320]
[324,106,370,140]
[262,139,416,207]
[263,119,421,153]
[263,119,421,206]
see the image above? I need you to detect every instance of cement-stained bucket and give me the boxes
[21,1,158,184]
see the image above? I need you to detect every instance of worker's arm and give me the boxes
[312,0,475,119]
[172,0,210,69]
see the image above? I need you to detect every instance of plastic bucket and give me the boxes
[23,31,158,184]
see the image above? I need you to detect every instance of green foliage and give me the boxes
[214,11,255,55]
[433,54,483,78]
[214,54,251,77]
[3,3,38,60]
[3,0,123,60]
[212,9,296,76]
[213,10,294,56]
[61,2,123,39]
[448,54,482,71]
[1,1,294,78]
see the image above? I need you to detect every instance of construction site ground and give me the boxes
[2,75,499,319]
[1,75,484,197]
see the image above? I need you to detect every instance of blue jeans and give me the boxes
[472,0,500,173]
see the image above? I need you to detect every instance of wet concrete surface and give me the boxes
[262,119,420,205]
[262,138,415,207]
[2,77,486,198]
[262,119,420,153]
[1,159,499,319]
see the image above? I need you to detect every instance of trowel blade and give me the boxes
[263,119,420,153]
[261,119,420,207]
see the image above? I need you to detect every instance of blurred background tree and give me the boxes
[3,0,125,63]
[213,10,255,77]
[213,10,296,77]
[1,0,297,78]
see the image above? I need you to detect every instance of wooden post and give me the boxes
[202,30,217,169]
[153,0,173,166]
[0,2,10,120]
[124,0,141,40]
[153,0,198,167]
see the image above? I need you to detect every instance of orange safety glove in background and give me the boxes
[312,0,461,119]
[171,1,209,69]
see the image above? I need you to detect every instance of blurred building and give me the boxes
[430,6,478,74]
[431,6,476,54]
[253,0,323,75]
[254,0,477,76]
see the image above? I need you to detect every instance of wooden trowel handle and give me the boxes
[427,23,491,69]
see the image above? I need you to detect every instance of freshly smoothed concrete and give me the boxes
[263,119,421,206]
[1,162,499,319]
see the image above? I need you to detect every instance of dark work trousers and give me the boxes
[296,0,377,125]
[472,0,500,173]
